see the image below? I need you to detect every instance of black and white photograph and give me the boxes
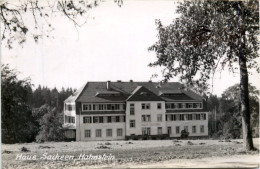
[1,0,259,168]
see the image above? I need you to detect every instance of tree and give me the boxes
[35,104,64,142]
[1,64,37,143]
[220,83,259,138]
[149,0,259,150]
[0,0,100,49]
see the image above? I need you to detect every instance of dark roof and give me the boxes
[127,86,165,101]
[70,81,204,103]
[64,83,87,103]
[161,93,194,101]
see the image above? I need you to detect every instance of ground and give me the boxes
[2,138,259,168]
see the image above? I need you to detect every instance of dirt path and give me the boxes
[86,154,259,168]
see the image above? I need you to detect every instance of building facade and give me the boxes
[63,81,208,141]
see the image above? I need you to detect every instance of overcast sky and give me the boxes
[2,0,259,96]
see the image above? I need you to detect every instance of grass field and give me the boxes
[2,138,259,168]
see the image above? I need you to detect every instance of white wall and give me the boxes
[76,114,125,141]
[125,101,167,136]
[166,112,208,137]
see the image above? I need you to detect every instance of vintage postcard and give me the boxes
[1,0,259,168]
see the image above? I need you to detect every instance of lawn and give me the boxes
[2,138,259,168]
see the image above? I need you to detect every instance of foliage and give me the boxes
[1,64,37,143]
[180,130,189,139]
[0,0,100,49]
[149,0,259,93]
[208,83,259,139]
[149,0,258,150]
[1,64,75,143]
[35,105,64,142]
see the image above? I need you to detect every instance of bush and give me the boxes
[180,130,189,139]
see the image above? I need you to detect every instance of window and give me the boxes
[157,114,162,122]
[167,127,172,135]
[96,129,102,137]
[83,116,92,123]
[173,114,176,121]
[107,116,112,123]
[142,115,151,122]
[178,103,182,108]
[67,104,73,111]
[201,113,206,120]
[116,116,120,122]
[157,127,162,135]
[93,116,99,123]
[141,103,150,109]
[130,120,135,128]
[193,103,201,108]
[192,126,196,133]
[70,116,73,123]
[157,103,162,109]
[85,130,91,138]
[200,125,204,133]
[106,129,112,137]
[142,127,151,135]
[180,114,184,121]
[166,103,175,109]
[66,116,75,123]
[188,114,192,120]
[99,116,103,123]
[166,103,171,109]
[130,104,135,115]
[196,114,201,120]
[184,126,188,132]
[176,126,180,134]
[187,103,193,108]
[117,128,123,136]
[83,104,92,111]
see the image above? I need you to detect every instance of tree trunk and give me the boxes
[239,56,254,151]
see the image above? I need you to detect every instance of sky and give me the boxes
[2,0,259,96]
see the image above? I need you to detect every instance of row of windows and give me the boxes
[168,125,205,134]
[141,103,162,110]
[141,114,162,122]
[166,103,202,109]
[142,127,163,135]
[67,102,202,112]
[65,115,75,123]
[84,128,123,138]
[83,116,125,123]
[166,113,206,121]
[82,104,125,111]
[65,104,75,111]
[130,103,162,115]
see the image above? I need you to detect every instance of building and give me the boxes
[63,81,209,141]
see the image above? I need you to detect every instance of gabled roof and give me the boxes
[127,86,165,101]
[68,81,204,103]
[64,82,88,103]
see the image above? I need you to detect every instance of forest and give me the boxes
[1,64,259,144]
[1,64,75,143]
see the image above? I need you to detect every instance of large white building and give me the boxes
[63,81,209,141]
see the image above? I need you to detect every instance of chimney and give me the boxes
[117,80,122,82]
[130,80,133,82]
[107,81,111,90]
